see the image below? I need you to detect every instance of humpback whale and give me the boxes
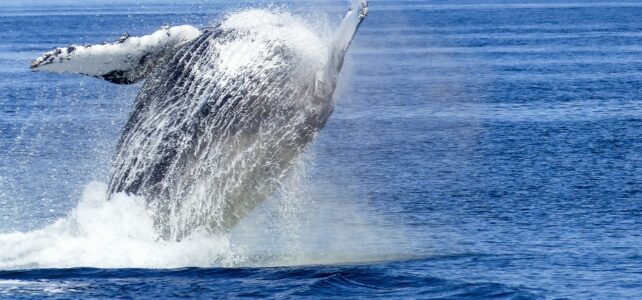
[31,1,368,240]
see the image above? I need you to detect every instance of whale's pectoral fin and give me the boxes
[329,0,368,73]
[30,25,202,84]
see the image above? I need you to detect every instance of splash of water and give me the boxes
[0,161,412,269]
[0,182,241,269]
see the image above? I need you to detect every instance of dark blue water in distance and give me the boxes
[1,0,641,298]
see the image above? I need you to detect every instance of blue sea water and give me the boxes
[1,0,642,298]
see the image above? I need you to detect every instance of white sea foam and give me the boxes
[0,182,241,269]
[0,279,87,296]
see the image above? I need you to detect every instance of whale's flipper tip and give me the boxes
[31,25,202,84]
[358,0,369,19]
[330,0,369,73]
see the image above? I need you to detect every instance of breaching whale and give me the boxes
[31,1,368,240]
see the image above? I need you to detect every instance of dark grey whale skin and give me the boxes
[107,25,342,240]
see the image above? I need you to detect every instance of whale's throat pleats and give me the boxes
[31,2,367,241]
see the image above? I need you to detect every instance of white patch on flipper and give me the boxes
[31,25,202,84]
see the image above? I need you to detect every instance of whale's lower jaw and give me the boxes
[107,15,336,240]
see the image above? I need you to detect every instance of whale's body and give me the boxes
[110,16,340,239]
[31,3,367,240]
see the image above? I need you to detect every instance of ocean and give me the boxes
[0,0,641,298]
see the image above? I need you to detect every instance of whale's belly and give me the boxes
[108,25,333,240]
